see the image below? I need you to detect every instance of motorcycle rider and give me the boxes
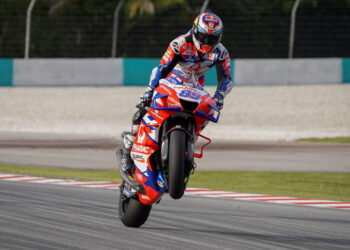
[120,12,233,174]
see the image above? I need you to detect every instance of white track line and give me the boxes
[1,173,349,210]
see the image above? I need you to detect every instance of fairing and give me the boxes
[131,78,219,205]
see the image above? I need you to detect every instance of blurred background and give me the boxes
[1,0,350,59]
[0,0,349,142]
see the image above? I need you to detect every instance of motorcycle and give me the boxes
[116,70,220,227]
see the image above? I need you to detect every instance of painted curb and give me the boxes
[1,173,349,210]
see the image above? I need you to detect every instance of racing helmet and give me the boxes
[192,12,223,54]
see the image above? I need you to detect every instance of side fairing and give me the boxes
[131,84,181,205]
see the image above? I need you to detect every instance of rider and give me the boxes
[120,12,233,174]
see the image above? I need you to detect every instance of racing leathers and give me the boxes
[145,30,233,109]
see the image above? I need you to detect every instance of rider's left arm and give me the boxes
[215,48,233,98]
[214,48,233,109]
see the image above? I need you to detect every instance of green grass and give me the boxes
[189,171,350,202]
[297,137,350,143]
[0,164,121,182]
[1,164,349,202]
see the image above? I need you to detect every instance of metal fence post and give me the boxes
[25,0,37,59]
[289,0,301,58]
[111,0,125,58]
[200,0,210,13]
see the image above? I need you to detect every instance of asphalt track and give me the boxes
[0,140,349,172]
[1,180,350,250]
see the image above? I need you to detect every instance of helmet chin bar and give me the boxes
[193,34,214,54]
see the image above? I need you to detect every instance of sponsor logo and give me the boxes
[132,154,145,163]
[183,45,193,50]
[182,49,195,56]
[141,195,150,200]
[204,14,219,24]
[157,180,164,188]
[132,144,149,154]
[162,48,173,62]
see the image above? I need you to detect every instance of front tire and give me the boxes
[118,185,152,228]
[168,129,187,199]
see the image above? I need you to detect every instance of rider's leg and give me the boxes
[120,107,148,174]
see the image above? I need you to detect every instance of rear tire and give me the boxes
[168,129,186,199]
[118,185,152,228]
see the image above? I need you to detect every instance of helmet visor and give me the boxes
[194,28,221,46]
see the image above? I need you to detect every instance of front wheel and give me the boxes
[118,184,152,228]
[168,129,187,199]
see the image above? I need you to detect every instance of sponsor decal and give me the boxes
[162,48,173,62]
[182,50,196,56]
[166,102,180,107]
[204,14,219,24]
[132,144,150,154]
[149,110,163,120]
[183,45,193,50]
[133,154,144,160]
[141,195,150,200]
[157,180,164,188]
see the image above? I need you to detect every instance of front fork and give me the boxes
[160,120,195,188]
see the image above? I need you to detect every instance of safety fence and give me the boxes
[1,58,349,86]
[1,0,350,59]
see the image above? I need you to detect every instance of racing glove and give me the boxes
[139,86,154,105]
[213,91,224,110]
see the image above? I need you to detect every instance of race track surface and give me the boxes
[0,140,349,172]
[1,181,349,250]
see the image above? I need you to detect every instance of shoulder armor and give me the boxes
[216,43,230,61]
[170,33,190,54]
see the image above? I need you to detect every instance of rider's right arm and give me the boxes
[148,38,183,89]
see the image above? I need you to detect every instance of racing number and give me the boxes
[179,90,201,100]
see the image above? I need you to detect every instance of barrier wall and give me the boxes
[235,58,342,85]
[0,58,349,86]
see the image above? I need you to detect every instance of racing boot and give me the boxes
[120,131,136,175]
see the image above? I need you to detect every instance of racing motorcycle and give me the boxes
[116,71,220,227]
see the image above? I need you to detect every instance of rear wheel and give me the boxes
[118,184,152,228]
[168,129,187,199]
